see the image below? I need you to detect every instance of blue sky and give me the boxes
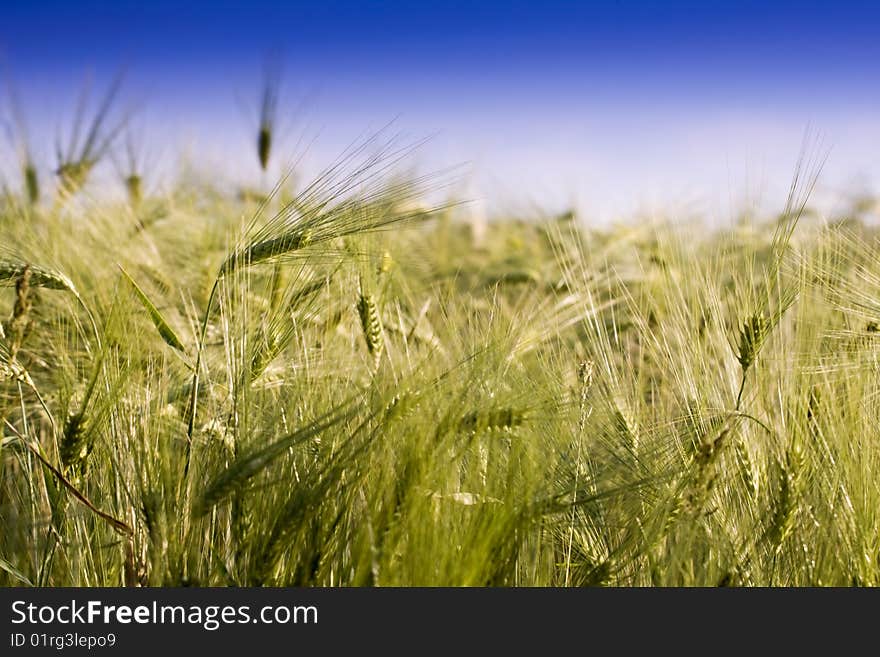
[2,1,879,220]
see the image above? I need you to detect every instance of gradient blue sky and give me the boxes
[2,1,879,220]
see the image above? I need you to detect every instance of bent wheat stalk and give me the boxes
[5,420,132,536]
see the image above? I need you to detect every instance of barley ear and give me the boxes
[457,407,527,434]
[258,126,272,171]
[6,265,33,359]
[737,314,770,371]
[356,285,384,371]
[0,259,78,294]
[24,164,39,205]
[766,444,803,554]
[125,174,143,208]
[60,411,89,473]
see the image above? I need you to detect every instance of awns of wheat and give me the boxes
[55,71,128,197]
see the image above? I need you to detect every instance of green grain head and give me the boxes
[23,163,39,205]
[357,291,384,370]
[258,125,272,171]
[737,314,770,371]
[125,174,143,208]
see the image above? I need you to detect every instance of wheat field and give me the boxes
[1,94,879,587]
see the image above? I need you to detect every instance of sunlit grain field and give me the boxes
[1,81,879,587]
